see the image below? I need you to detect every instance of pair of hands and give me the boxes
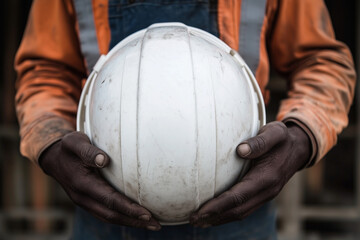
[39,121,311,230]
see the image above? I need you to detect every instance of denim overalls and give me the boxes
[72,1,277,239]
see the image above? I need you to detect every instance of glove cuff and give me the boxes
[282,118,317,168]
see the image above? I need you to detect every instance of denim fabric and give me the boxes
[108,0,219,49]
[72,202,277,240]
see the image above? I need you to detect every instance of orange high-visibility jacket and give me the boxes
[15,0,356,167]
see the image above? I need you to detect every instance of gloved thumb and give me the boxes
[62,131,110,168]
[237,121,287,159]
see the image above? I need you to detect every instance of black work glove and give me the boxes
[190,121,311,227]
[39,131,161,231]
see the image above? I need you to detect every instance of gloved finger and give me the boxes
[204,195,266,227]
[62,131,110,168]
[208,175,280,227]
[237,121,287,159]
[191,175,264,224]
[73,171,156,223]
[190,156,281,225]
[190,180,254,225]
[69,190,161,230]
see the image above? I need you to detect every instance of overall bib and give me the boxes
[73,1,277,239]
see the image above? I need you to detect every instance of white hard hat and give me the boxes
[77,23,265,225]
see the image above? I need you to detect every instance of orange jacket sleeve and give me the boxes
[15,0,87,164]
[269,0,356,166]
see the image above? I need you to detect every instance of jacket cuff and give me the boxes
[19,116,74,164]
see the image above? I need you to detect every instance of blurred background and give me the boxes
[0,0,359,239]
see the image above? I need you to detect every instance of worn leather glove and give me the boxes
[190,121,311,227]
[39,131,161,231]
